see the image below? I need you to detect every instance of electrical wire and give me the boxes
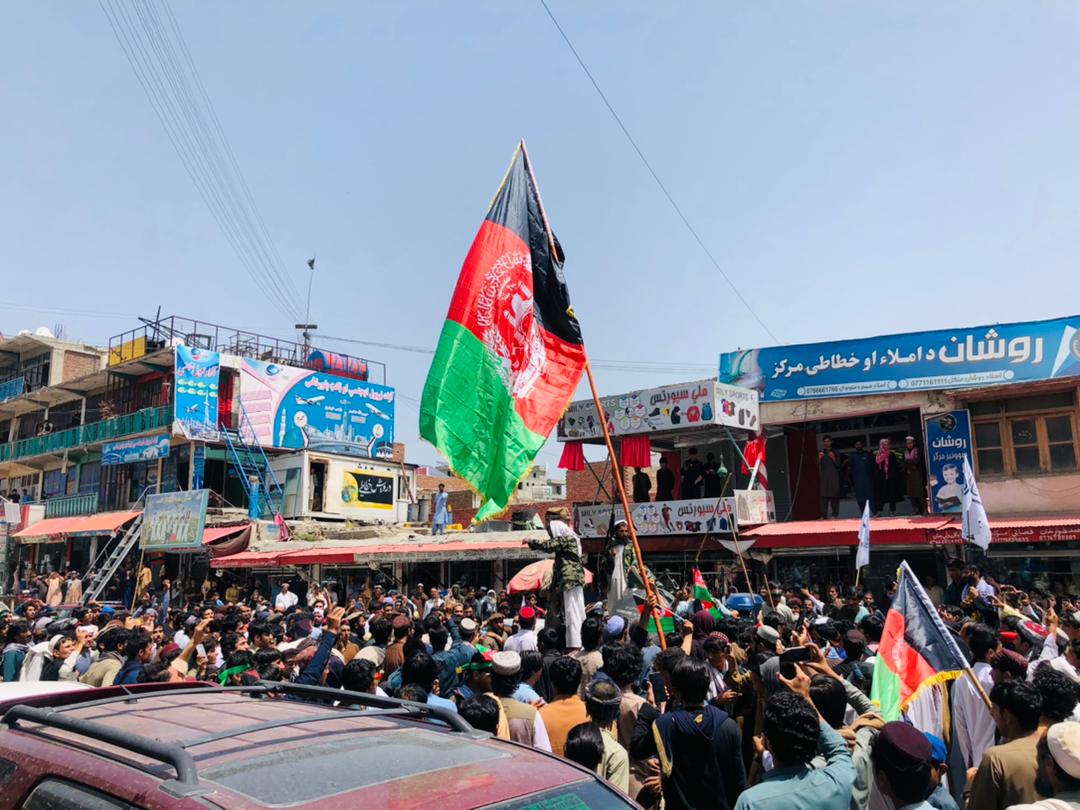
[97,0,303,323]
[537,0,779,345]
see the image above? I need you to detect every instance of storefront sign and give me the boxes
[239,358,395,459]
[575,497,737,538]
[191,443,206,490]
[720,315,1080,401]
[925,410,973,514]
[558,380,759,441]
[930,523,1080,546]
[341,469,395,510]
[735,489,776,525]
[174,346,221,440]
[102,434,171,466]
[142,489,209,550]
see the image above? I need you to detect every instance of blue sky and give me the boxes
[3,2,1080,473]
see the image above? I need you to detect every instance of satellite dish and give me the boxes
[33,327,54,338]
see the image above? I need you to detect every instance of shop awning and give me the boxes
[14,510,141,541]
[930,516,1080,546]
[203,524,252,558]
[740,517,953,549]
[211,550,281,568]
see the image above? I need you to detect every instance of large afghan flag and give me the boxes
[870,560,969,720]
[421,143,586,520]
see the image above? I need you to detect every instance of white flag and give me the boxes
[961,455,991,550]
[856,500,871,569]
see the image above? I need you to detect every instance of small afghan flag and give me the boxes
[870,561,969,720]
[636,602,677,635]
[420,142,586,520]
[693,568,724,619]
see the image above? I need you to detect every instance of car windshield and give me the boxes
[200,729,508,804]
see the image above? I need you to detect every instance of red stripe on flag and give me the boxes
[879,609,938,705]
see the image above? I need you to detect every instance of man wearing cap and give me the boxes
[605,519,631,616]
[490,651,551,751]
[274,582,298,612]
[505,608,538,654]
[871,721,937,810]
[1009,721,1080,809]
[528,507,586,649]
[922,732,959,810]
[968,681,1044,810]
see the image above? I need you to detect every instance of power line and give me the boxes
[97,0,304,323]
[536,0,780,345]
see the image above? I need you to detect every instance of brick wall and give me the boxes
[62,350,101,383]
[390,442,405,463]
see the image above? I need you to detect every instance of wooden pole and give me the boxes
[854,566,862,590]
[518,138,665,648]
[963,663,994,711]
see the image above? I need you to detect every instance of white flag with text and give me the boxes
[856,500,871,569]
[961,455,991,550]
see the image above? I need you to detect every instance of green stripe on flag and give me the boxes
[420,320,546,521]
[869,652,902,721]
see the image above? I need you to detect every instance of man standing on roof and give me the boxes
[528,507,586,649]
[432,484,450,535]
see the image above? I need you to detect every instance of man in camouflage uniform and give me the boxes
[527,506,586,649]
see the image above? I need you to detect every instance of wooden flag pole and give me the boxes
[519,138,666,649]
[583,360,667,649]
[963,664,994,711]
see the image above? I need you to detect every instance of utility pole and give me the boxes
[295,257,318,356]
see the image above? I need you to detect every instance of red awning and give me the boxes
[14,511,141,540]
[740,517,953,549]
[203,524,252,558]
[211,550,281,568]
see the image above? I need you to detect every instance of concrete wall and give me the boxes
[979,473,1080,514]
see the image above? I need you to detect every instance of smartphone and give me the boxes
[779,646,811,679]
[196,643,206,657]
[502,618,514,629]
[648,671,668,705]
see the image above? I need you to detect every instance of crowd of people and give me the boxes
[3,514,1080,809]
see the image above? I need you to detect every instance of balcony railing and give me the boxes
[44,491,100,519]
[0,405,171,464]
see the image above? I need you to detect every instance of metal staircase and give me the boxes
[81,512,144,605]
[221,400,284,520]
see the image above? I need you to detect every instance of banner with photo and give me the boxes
[925,410,973,514]
[174,346,221,440]
[575,497,737,538]
[558,380,759,441]
[239,358,395,459]
[142,489,209,550]
[734,489,776,525]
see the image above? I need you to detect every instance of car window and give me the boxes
[22,778,139,810]
[483,779,633,809]
[0,757,15,785]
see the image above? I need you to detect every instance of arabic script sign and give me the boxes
[558,380,759,440]
[719,315,1080,401]
[575,497,738,537]
[925,410,974,514]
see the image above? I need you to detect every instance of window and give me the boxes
[23,778,138,810]
[968,389,1079,476]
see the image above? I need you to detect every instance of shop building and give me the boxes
[0,315,413,589]
[720,313,1080,589]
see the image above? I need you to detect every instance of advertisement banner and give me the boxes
[174,346,221,440]
[142,489,209,550]
[558,380,759,441]
[102,434,171,466]
[341,469,395,510]
[734,489,776,525]
[239,358,395,459]
[191,443,206,490]
[925,410,973,514]
[720,315,1080,402]
[575,497,737,538]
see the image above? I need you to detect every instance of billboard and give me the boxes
[341,469,395,510]
[925,410,974,514]
[142,489,209,550]
[239,358,395,459]
[719,315,1080,402]
[174,346,221,440]
[558,380,759,441]
[102,434,171,466]
[575,497,737,538]
[734,489,776,525]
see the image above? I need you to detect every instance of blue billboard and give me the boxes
[239,358,395,459]
[102,434,171,466]
[720,315,1080,401]
[174,346,221,439]
[924,410,973,514]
